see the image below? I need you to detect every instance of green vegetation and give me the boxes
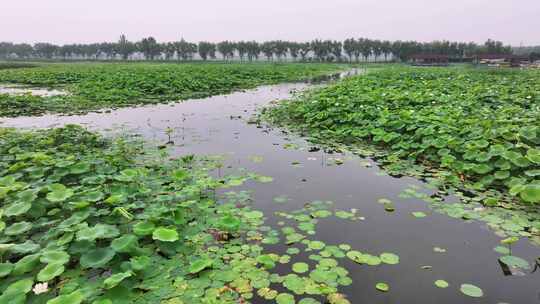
[263,67,540,206]
[0,62,343,117]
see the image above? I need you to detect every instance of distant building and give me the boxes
[475,54,530,67]
[409,54,449,66]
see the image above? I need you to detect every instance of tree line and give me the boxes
[0,35,514,62]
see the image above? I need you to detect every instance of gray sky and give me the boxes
[2,0,539,46]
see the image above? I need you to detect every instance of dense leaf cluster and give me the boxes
[0,63,343,117]
[0,125,248,303]
[265,67,540,204]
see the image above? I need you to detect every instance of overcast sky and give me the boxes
[2,0,539,46]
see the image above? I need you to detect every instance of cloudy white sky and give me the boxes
[2,0,539,46]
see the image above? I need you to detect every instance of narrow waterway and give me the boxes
[1,73,539,304]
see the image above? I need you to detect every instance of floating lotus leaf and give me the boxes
[76,224,120,241]
[80,248,115,268]
[520,184,540,203]
[40,250,70,265]
[257,255,276,269]
[276,293,295,304]
[4,202,32,217]
[292,262,309,274]
[493,246,510,255]
[460,283,483,297]
[434,279,449,288]
[104,271,133,289]
[46,183,74,202]
[12,253,40,275]
[70,162,91,174]
[298,298,319,304]
[0,263,13,278]
[111,234,138,253]
[37,263,65,281]
[83,190,104,202]
[4,221,32,235]
[3,278,33,296]
[256,175,273,183]
[130,256,151,271]
[152,227,179,242]
[10,241,40,254]
[189,258,213,274]
[375,282,389,292]
[244,210,264,219]
[47,290,84,304]
[308,241,325,250]
[380,252,399,265]
[133,221,155,236]
[499,255,530,269]
[411,212,427,218]
[218,215,240,232]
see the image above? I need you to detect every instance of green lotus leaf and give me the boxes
[130,255,151,271]
[80,248,115,268]
[4,221,32,235]
[104,271,133,289]
[12,253,40,275]
[3,278,33,296]
[411,211,427,218]
[244,210,264,219]
[37,263,65,281]
[526,148,540,164]
[276,293,295,304]
[133,221,155,236]
[83,190,104,202]
[257,255,276,269]
[10,240,40,254]
[0,262,13,278]
[292,262,309,274]
[40,250,70,265]
[152,227,179,242]
[375,282,389,292]
[76,224,120,241]
[218,215,241,232]
[4,202,32,217]
[46,183,74,202]
[460,283,483,298]
[308,241,325,250]
[47,290,84,304]
[434,279,449,288]
[111,234,139,253]
[380,252,400,265]
[69,162,91,174]
[519,184,540,203]
[499,255,530,269]
[189,258,213,274]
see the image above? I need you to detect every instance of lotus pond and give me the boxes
[0,64,539,304]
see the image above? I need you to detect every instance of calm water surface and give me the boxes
[1,74,539,304]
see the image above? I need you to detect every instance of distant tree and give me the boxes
[217,41,235,60]
[330,40,343,61]
[175,39,196,60]
[298,43,311,61]
[288,42,301,61]
[343,38,355,62]
[311,39,330,61]
[246,41,260,61]
[198,41,216,61]
[138,37,161,60]
[34,43,58,59]
[236,41,249,61]
[261,41,275,61]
